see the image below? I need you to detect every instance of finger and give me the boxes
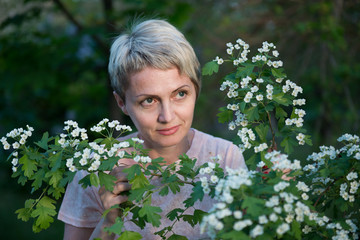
[112,182,132,195]
[110,166,129,182]
[101,194,129,210]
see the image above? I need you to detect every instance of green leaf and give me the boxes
[255,124,270,142]
[90,172,100,187]
[117,231,142,240]
[219,230,251,240]
[271,68,286,78]
[272,93,292,106]
[15,198,35,222]
[129,185,155,202]
[104,217,124,235]
[241,196,265,217]
[244,106,260,121]
[98,171,117,191]
[280,137,297,154]
[31,196,57,230]
[159,186,169,196]
[47,186,65,200]
[78,174,92,189]
[235,62,255,78]
[59,171,76,188]
[275,106,288,119]
[35,132,50,150]
[168,234,188,240]
[98,156,119,171]
[291,220,302,240]
[166,208,184,221]
[217,107,233,123]
[130,173,149,189]
[139,205,162,227]
[49,152,62,171]
[184,181,204,208]
[202,61,219,76]
[305,135,313,146]
[19,154,38,178]
[123,164,142,181]
[45,169,63,188]
[30,168,45,190]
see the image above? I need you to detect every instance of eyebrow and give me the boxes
[135,84,191,98]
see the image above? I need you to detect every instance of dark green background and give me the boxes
[0,0,359,239]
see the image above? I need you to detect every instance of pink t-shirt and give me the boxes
[58,129,246,239]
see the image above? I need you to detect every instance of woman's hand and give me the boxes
[99,165,132,223]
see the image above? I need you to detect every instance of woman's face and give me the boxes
[115,67,197,150]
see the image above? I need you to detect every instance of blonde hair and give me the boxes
[108,19,201,101]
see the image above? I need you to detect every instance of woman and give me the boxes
[58,19,247,240]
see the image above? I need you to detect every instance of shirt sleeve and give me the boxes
[58,170,103,228]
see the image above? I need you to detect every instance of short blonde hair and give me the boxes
[108,19,201,101]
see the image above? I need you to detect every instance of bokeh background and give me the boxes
[0,0,359,239]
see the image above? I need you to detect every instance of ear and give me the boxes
[113,91,129,115]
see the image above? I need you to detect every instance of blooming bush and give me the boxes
[1,38,359,239]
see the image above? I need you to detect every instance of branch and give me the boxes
[52,0,108,54]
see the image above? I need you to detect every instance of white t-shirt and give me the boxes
[58,129,246,239]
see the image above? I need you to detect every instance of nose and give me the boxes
[158,102,175,123]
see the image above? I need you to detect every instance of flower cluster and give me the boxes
[0,125,34,172]
[201,163,355,240]
[199,158,222,194]
[62,119,133,173]
[90,118,132,133]
[237,127,256,151]
[213,38,311,158]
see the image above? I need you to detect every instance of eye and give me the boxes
[176,90,187,99]
[141,97,156,107]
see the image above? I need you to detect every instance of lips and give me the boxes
[157,125,180,136]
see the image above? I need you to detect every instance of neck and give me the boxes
[144,130,194,165]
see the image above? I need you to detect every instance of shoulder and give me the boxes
[190,129,247,170]
[192,129,235,150]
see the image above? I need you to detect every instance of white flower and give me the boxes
[3,143,10,150]
[233,210,243,219]
[69,165,77,172]
[210,175,219,184]
[303,225,312,234]
[12,166,17,172]
[133,155,140,162]
[66,158,74,168]
[79,158,87,166]
[12,142,20,149]
[259,215,268,224]
[265,196,279,207]
[256,94,263,101]
[269,213,278,222]
[274,181,290,192]
[296,181,310,192]
[272,50,279,57]
[203,187,211,194]
[233,220,252,231]
[11,158,18,166]
[284,203,293,213]
[250,225,264,238]
[251,86,259,93]
[214,56,224,65]
[301,193,309,200]
[347,172,358,181]
[277,223,290,235]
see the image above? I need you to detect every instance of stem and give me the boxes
[162,206,191,238]
[30,185,50,210]
[266,111,276,150]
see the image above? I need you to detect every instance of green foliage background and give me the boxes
[0,0,359,239]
